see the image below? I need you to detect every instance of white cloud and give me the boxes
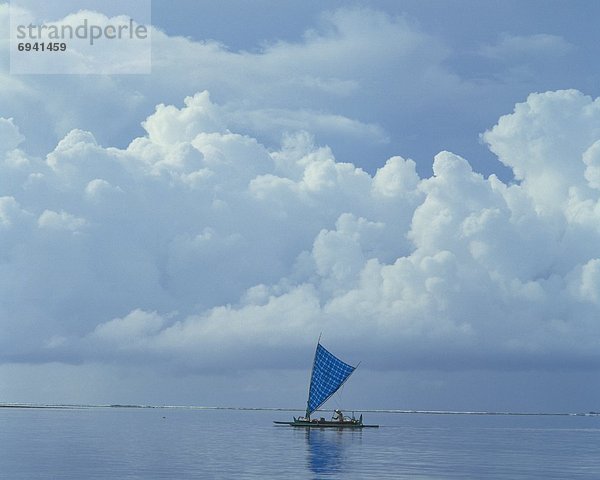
[37,209,88,232]
[0,196,26,228]
[482,90,600,215]
[142,92,227,145]
[91,309,165,345]
[3,88,600,375]
[0,117,24,152]
[575,259,600,304]
[0,5,464,172]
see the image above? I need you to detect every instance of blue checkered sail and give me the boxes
[306,343,356,417]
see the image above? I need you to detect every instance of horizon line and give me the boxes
[1,402,598,417]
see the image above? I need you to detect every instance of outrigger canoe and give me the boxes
[274,340,378,428]
[274,414,378,428]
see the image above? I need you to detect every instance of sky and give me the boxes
[2,0,600,413]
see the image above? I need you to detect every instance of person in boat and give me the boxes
[332,409,345,422]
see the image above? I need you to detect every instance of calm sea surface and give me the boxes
[1,407,599,479]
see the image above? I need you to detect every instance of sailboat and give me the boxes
[274,340,378,428]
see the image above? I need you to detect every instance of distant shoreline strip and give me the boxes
[1,403,598,416]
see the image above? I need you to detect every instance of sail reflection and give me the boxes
[304,427,362,476]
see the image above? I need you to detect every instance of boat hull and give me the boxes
[273,419,378,428]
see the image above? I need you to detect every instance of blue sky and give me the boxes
[2,0,600,412]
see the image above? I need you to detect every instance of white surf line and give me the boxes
[2,403,597,416]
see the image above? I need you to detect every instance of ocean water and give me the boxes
[1,406,599,479]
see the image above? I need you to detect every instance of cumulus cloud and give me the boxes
[0,4,467,173]
[0,117,24,152]
[37,210,88,232]
[91,309,165,346]
[2,88,600,374]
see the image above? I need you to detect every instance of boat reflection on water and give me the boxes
[303,426,362,476]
